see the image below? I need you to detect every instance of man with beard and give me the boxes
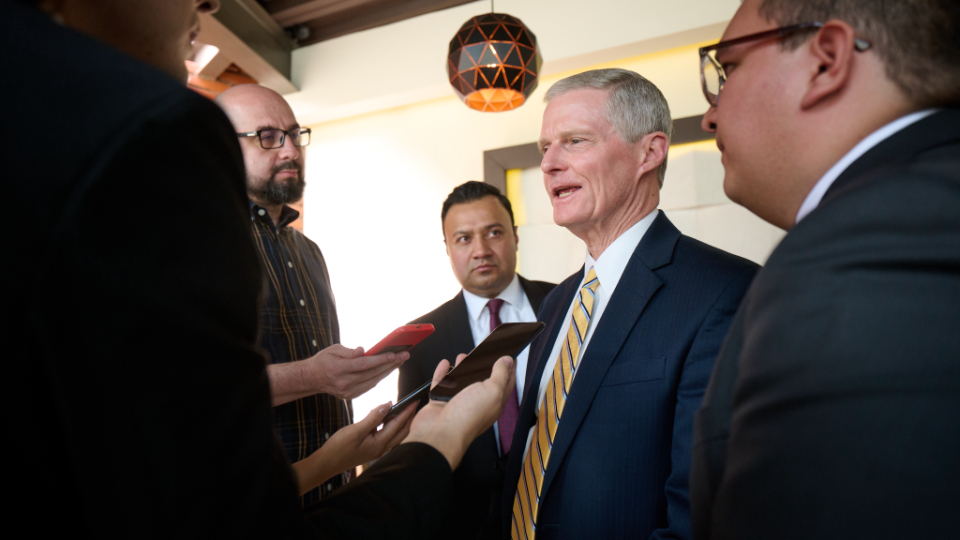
[215,84,410,505]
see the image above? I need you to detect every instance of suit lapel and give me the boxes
[518,276,579,416]
[448,291,477,353]
[501,274,578,531]
[538,212,680,499]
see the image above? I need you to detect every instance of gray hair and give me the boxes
[544,68,673,187]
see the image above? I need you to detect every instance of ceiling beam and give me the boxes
[198,11,298,94]
[295,0,477,45]
[271,0,383,28]
[210,0,297,81]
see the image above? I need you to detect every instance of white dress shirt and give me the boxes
[795,109,938,224]
[462,273,538,452]
[523,210,659,458]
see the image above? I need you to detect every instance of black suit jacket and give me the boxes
[4,2,452,537]
[398,275,555,540]
[690,108,960,540]
[496,213,757,540]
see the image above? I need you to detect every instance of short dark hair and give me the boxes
[441,181,515,234]
[759,0,960,107]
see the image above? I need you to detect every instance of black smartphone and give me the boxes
[383,322,545,423]
[429,322,545,401]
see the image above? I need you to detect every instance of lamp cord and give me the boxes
[491,0,494,13]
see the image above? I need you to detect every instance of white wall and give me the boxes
[515,166,585,283]
[291,0,764,418]
[662,143,785,264]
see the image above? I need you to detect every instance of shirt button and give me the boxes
[257,209,266,216]
[312,339,318,347]
[326,483,333,491]
[287,261,293,268]
[299,299,305,306]
[324,432,330,440]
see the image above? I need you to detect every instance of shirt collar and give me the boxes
[584,209,658,296]
[795,109,939,224]
[462,273,523,322]
[249,200,301,229]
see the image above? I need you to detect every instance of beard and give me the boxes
[248,161,305,205]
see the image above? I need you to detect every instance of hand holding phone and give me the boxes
[384,322,544,421]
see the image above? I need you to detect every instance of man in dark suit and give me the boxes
[691,1,960,538]
[399,181,555,539]
[5,0,515,537]
[493,69,758,540]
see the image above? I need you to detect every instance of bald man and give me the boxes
[215,84,412,505]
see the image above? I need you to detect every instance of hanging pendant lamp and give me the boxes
[447,11,543,112]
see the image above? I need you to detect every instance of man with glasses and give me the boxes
[691,0,960,538]
[216,84,415,506]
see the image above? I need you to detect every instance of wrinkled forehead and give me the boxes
[540,88,611,137]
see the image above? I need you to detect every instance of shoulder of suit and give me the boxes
[409,293,464,325]
[518,275,557,294]
[673,233,760,274]
[781,154,960,257]
[4,3,212,137]
[4,4,244,239]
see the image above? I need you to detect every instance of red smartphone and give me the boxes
[364,324,435,356]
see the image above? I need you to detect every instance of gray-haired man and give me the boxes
[491,68,758,540]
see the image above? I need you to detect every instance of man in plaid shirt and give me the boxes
[217,84,410,506]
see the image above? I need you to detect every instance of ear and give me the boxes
[513,226,519,248]
[637,131,669,178]
[800,20,859,110]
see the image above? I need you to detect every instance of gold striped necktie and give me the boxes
[511,267,600,540]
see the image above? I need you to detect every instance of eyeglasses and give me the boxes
[699,22,872,107]
[236,127,311,149]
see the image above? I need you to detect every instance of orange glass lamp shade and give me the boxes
[447,13,543,112]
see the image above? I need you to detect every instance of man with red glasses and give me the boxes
[691,0,960,539]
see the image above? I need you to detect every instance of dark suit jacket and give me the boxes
[690,108,960,540]
[5,2,452,537]
[494,212,757,540]
[399,276,555,540]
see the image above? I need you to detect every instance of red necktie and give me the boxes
[489,298,519,455]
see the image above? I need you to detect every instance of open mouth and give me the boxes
[554,186,579,199]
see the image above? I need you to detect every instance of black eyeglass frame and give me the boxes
[699,22,872,107]
[236,127,312,149]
